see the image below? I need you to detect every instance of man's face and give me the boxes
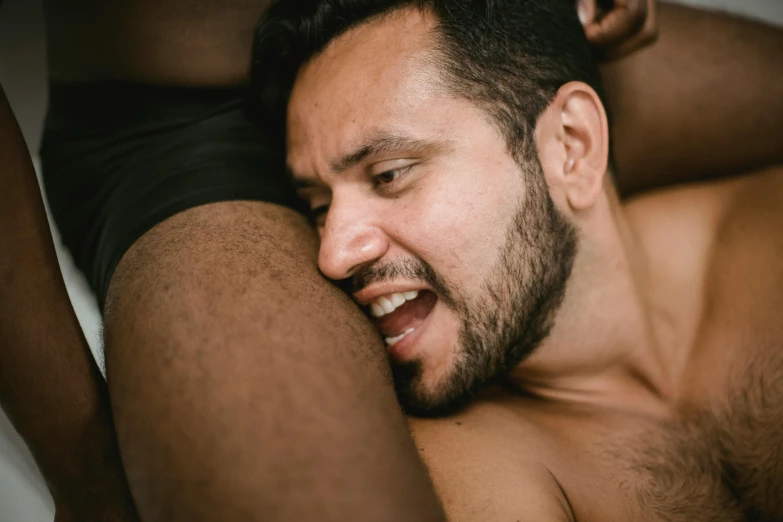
[287,9,576,415]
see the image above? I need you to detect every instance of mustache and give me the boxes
[351,258,459,310]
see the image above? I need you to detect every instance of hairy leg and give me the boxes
[103,201,445,521]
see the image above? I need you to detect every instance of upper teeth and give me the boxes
[369,291,419,317]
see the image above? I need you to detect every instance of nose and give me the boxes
[318,198,388,281]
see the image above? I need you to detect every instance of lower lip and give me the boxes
[385,306,435,362]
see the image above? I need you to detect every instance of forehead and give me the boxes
[286,8,446,169]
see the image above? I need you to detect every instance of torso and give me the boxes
[410,167,783,522]
[43,0,272,85]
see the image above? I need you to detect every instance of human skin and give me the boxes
[20,1,661,519]
[287,5,783,520]
[2,0,778,520]
[19,1,447,520]
[5,0,655,518]
[0,83,139,522]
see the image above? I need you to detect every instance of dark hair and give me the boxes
[250,0,610,163]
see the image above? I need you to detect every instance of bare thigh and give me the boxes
[102,201,444,522]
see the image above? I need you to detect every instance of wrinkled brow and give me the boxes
[331,132,453,172]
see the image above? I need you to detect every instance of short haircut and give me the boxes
[250,0,610,164]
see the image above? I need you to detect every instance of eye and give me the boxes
[372,165,412,188]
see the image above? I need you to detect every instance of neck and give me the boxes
[509,189,676,415]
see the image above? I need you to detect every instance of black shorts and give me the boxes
[40,81,302,311]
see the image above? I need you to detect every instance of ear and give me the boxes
[535,81,609,212]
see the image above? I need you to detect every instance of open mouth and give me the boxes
[367,290,438,357]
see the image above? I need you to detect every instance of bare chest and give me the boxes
[412,342,783,522]
[556,344,783,522]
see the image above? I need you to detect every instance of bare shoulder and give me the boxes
[718,164,783,231]
[624,166,783,319]
[408,399,574,522]
[629,164,783,263]
[706,165,783,323]
[622,175,743,347]
[623,174,742,270]
[622,168,783,397]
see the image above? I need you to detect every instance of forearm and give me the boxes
[0,85,134,511]
[602,2,783,196]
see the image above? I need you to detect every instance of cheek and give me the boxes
[389,166,522,292]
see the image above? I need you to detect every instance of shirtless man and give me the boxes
[2,0,662,520]
[256,0,783,520]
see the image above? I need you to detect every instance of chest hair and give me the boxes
[626,340,783,522]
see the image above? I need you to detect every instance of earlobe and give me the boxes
[557,82,610,211]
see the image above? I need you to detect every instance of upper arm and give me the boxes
[718,166,783,250]
[602,3,783,196]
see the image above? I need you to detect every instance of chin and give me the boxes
[391,345,478,417]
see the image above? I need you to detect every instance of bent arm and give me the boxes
[602,2,783,196]
[0,84,136,515]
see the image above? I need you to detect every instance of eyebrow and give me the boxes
[332,132,453,172]
[291,132,453,189]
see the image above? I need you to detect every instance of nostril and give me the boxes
[345,262,363,279]
[333,277,353,295]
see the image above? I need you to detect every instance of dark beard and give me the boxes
[354,156,578,417]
